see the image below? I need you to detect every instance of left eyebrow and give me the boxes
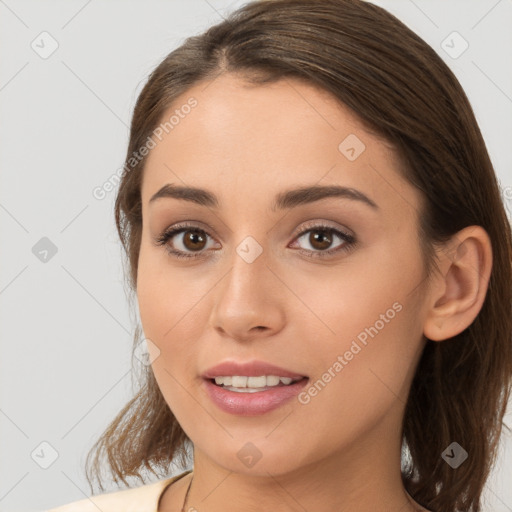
[148,183,379,211]
[272,184,379,212]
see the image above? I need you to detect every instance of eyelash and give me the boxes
[154,221,357,261]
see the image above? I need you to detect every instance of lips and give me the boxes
[202,372,310,416]
[202,359,308,380]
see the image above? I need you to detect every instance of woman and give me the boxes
[47,0,512,511]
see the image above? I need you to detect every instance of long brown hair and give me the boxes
[85,1,512,511]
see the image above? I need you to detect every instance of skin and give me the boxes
[136,73,493,512]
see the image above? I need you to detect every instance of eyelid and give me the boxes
[292,219,354,238]
[153,221,218,248]
[154,219,352,244]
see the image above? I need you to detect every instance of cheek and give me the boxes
[135,248,221,412]
[136,253,208,420]
[287,245,421,347]
[136,244,210,345]
[289,247,424,405]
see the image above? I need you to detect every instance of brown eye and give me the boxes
[292,224,356,259]
[307,230,333,250]
[181,230,207,251]
[154,224,218,260]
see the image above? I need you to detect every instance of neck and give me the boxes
[182,413,427,512]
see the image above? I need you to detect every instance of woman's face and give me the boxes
[137,73,431,477]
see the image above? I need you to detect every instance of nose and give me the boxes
[208,242,286,342]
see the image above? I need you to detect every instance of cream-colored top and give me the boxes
[44,470,192,512]
[45,469,432,512]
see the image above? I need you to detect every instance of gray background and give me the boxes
[0,1,511,511]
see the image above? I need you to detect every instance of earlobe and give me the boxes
[423,226,493,342]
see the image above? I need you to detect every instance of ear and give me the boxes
[423,226,493,342]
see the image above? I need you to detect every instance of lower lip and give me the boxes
[202,378,309,416]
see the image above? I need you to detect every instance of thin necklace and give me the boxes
[181,474,193,512]
[177,475,428,512]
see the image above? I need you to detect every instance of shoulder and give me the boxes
[44,472,191,512]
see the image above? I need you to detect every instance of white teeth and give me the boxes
[212,375,300,388]
[232,376,247,387]
[264,375,280,386]
[247,376,266,387]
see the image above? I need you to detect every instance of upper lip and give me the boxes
[202,360,308,380]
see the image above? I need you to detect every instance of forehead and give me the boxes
[140,73,418,217]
